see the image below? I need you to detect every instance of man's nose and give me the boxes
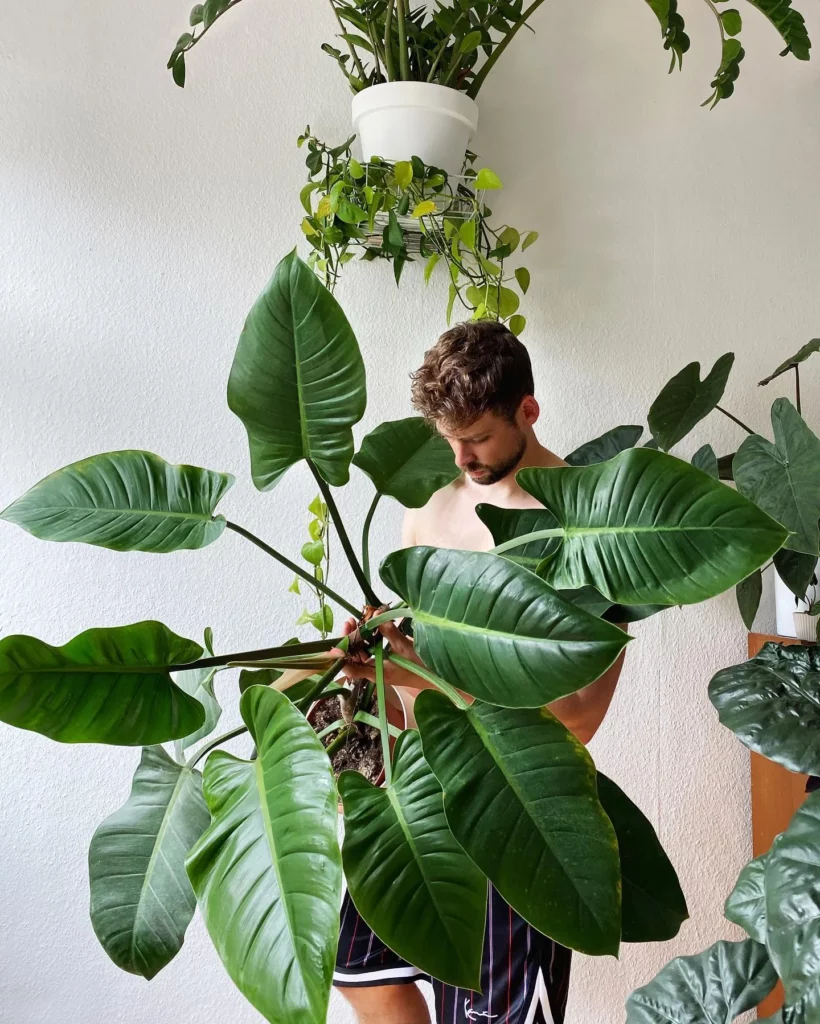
[453,443,474,468]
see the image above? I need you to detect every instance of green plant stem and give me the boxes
[178,0,246,61]
[308,462,381,606]
[491,529,562,555]
[794,365,802,415]
[317,717,346,740]
[225,520,360,616]
[467,0,547,98]
[384,0,397,79]
[715,405,755,436]
[172,637,342,673]
[187,724,249,769]
[387,653,469,709]
[329,0,368,81]
[426,9,472,82]
[325,726,352,758]
[395,0,410,80]
[361,492,381,584]
[360,605,412,634]
[374,641,393,785]
[295,657,347,714]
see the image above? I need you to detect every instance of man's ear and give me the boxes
[519,395,540,427]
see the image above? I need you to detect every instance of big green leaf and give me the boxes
[597,773,688,943]
[734,399,820,555]
[625,938,777,1023]
[415,692,621,956]
[0,451,233,552]
[186,686,341,1024]
[352,417,459,508]
[380,546,629,708]
[647,353,734,451]
[514,448,787,606]
[766,791,820,1011]
[760,339,820,386]
[735,570,763,630]
[725,852,768,944]
[89,745,210,978]
[774,549,818,601]
[692,443,719,478]
[709,642,820,775]
[745,0,811,59]
[338,730,486,988]
[173,666,221,755]
[0,621,205,745]
[565,425,643,466]
[475,504,561,571]
[227,251,366,490]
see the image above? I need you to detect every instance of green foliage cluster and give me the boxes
[298,130,535,329]
[291,496,335,637]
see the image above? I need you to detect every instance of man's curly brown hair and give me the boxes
[410,321,534,429]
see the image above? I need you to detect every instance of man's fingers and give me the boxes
[341,617,358,637]
[379,621,417,659]
[342,662,376,682]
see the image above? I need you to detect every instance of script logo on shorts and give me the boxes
[464,1001,498,1021]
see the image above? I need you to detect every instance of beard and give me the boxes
[464,433,527,486]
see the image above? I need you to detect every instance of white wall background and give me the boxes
[2,1,819,1022]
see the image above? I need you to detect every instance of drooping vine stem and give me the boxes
[715,405,755,436]
[361,492,381,585]
[187,724,249,769]
[225,520,360,616]
[308,462,381,606]
[374,640,393,785]
[387,653,469,710]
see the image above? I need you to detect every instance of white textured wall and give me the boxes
[2,1,819,1022]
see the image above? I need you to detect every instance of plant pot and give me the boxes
[793,611,819,642]
[774,563,820,637]
[351,82,478,175]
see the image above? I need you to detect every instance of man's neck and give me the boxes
[464,434,561,502]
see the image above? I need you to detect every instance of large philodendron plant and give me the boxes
[0,252,791,1022]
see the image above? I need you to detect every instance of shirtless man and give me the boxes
[333,320,627,1024]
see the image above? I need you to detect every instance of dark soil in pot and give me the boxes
[311,694,384,785]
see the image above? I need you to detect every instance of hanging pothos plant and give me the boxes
[167,0,811,108]
[298,130,536,330]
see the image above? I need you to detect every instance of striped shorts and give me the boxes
[333,884,571,1024]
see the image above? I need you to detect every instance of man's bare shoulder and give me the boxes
[402,476,466,546]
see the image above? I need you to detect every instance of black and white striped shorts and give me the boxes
[333,884,572,1024]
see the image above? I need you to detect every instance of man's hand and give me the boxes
[330,618,425,692]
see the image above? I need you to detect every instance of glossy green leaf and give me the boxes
[625,938,777,1023]
[514,267,530,294]
[394,161,413,189]
[735,570,762,630]
[0,621,205,745]
[416,692,621,956]
[89,746,209,978]
[174,666,221,754]
[521,230,538,250]
[380,546,629,707]
[186,686,341,1024]
[721,9,742,35]
[725,852,768,944]
[597,773,688,943]
[475,168,502,189]
[515,448,787,606]
[765,791,820,1011]
[647,353,734,451]
[353,418,459,508]
[745,0,810,59]
[301,540,324,565]
[760,339,820,386]
[692,443,719,478]
[709,642,820,775]
[774,549,817,601]
[338,730,486,988]
[0,451,233,553]
[735,399,820,555]
[565,425,643,466]
[476,504,561,570]
[508,314,526,335]
[227,251,366,490]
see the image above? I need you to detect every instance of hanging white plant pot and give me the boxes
[351,82,478,175]
[774,562,819,638]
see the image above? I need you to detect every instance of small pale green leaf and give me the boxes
[514,267,530,294]
[721,9,743,35]
[301,540,324,565]
[475,168,503,190]
[509,314,526,335]
[412,200,437,218]
[424,253,440,284]
[459,219,477,250]
[522,230,538,250]
[394,161,413,189]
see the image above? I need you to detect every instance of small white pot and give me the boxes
[774,563,819,637]
[351,82,478,175]
[793,611,819,642]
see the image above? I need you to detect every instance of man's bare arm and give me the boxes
[547,640,627,745]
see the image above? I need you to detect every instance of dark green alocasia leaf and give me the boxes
[186,686,341,1024]
[0,621,205,745]
[227,251,366,490]
[648,353,735,451]
[515,448,787,606]
[774,548,818,601]
[692,443,719,478]
[352,417,459,508]
[765,791,820,1011]
[0,451,233,552]
[736,570,763,630]
[415,692,621,956]
[564,425,643,466]
[475,504,561,570]
[735,399,820,555]
[597,774,688,943]
[89,746,210,978]
[380,546,629,708]
[725,852,768,944]
[338,730,486,989]
[745,0,811,59]
[625,938,777,1023]
[709,643,820,775]
[760,339,820,386]
[173,666,221,755]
